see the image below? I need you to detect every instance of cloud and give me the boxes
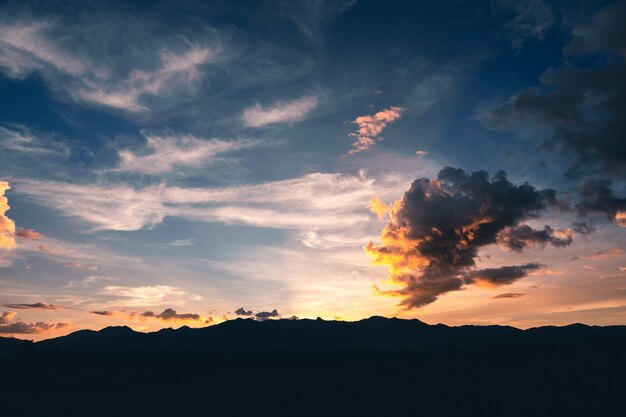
[0,311,15,324]
[492,0,554,51]
[571,222,595,236]
[0,320,68,334]
[113,132,259,175]
[101,285,200,308]
[563,0,626,56]
[65,262,98,270]
[235,307,253,316]
[484,2,626,225]
[366,167,560,308]
[348,106,404,154]
[2,302,62,310]
[415,150,428,157]
[136,308,202,322]
[0,125,68,156]
[255,309,280,321]
[90,310,114,316]
[465,263,543,287]
[275,0,357,41]
[0,310,68,334]
[15,171,401,231]
[0,22,215,113]
[493,292,525,299]
[242,96,318,127]
[15,228,43,239]
[117,135,250,175]
[571,248,624,261]
[368,196,391,221]
[576,179,626,226]
[0,181,16,249]
[79,47,214,112]
[0,22,87,77]
[497,225,573,252]
[170,239,194,247]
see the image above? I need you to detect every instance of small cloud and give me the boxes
[0,311,16,324]
[255,309,280,321]
[37,244,66,255]
[66,262,98,270]
[15,228,43,239]
[90,310,114,316]
[573,248,624,261]
[347,106,404,154]
[368,196,391,221]
[235,307,253,316]
[415,150,428,157]
[134,308,202,322]
[170,239,194,247]
[493,292,525,299]
[3,302,62,310]
[243,96,318,127]
[492,0,554,52]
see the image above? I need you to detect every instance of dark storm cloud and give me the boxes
[497,225,573,252]
[137,308,202,322]
[493,293,525,299]
[3,302,62,310]
[235,307,253,316]
[367,167,560,308]
[464,263,543,286]
[484,1,626,225]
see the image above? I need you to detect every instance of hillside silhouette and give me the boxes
[2,317,625,416]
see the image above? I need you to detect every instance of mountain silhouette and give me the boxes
[2,317,625,416]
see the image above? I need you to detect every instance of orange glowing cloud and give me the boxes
[368,196,391,221]
[616,211,626,227]
[0,181,16,249]
[348,106,404,154]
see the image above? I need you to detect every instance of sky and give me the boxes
[0,0,625,340]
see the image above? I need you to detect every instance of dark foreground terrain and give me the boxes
[1,317,625,416]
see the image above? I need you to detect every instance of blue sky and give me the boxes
[0,0,625,339]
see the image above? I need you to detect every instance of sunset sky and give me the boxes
[0,0,625,340]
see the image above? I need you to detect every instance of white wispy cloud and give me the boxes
[101,285,201,308]
[0,22,214,112]
[78,47,214,112]
[243,96,318,127]
[113,132,259,174]
[0,125,69,156]
[14,171,410,232]
[492,0,554,51]
[0,22,87,77]
[1,232,141,269]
